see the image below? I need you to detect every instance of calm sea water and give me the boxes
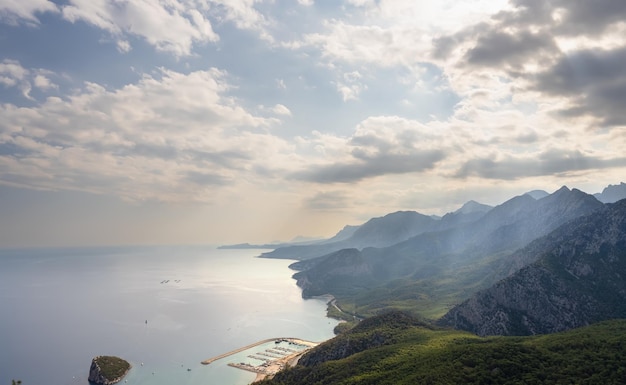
[0,246,339,385]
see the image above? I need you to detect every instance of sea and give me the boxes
[0,245,339,385]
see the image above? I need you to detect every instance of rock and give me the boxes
[88,356,131,385]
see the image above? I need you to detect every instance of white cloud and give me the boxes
[298,0,314,6]
[116,39,132,53]
[0,59,29,85]
[61,0,220,56]
[334,70,366,101]
[0,59,58,98]
[0,66,294,202]
[271,104,292,116]
[33,74,56,90]
[0,0,58,25]
[207,0,273,41]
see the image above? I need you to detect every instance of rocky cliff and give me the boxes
[88,356,131,385]
[440,199,626,336]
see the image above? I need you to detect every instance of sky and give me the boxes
[0,0,625,247]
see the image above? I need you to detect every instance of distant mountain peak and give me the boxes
[524,190,549,200]
[594,181,626,203]
[554,185,571,194]
[455,200,492,215]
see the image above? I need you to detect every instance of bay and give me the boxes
[0,246,339,385]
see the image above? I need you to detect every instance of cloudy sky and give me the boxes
[1,0,625,247]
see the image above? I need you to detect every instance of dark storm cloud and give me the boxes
[435,0,626,127]
[291,150,446,184]
[455,149,626,180]
[535,48,626,95]
[496,0,626,35]
[534,47,626,126]
[546,0,626,36]
[464,29,556,67]
[432,22,490,59]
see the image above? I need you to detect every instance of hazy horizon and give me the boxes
[2,1,626,247]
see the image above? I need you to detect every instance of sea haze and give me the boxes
[0,246,339,385]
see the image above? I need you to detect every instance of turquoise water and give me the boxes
[0,246,339,385]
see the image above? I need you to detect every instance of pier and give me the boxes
[201,337,320,381]
[201,338,318,365]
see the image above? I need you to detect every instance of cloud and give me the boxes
[0,59,28,87]
[0,59,58,98]
[271,104,292,116]
[455,149,626,180]
[432,0,626,134]
[335,71,366,101]
[293,151,446,183]
[61,0,220,56]
[500,0,626,36]
[304,191,350,210]
[532,47,626,126]
[297,22,426,67]
[291,116,450,183]
[0,0,58,25]
[210,0,271,39]
[0,65,290,201]
[3,0,276,56]
[464,29,557,68]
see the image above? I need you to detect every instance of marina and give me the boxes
[201,338,319,381]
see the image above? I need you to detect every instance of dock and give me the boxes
[201,338,277,365]
[201,337,318,365]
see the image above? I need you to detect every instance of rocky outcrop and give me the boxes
[88,356,131,385]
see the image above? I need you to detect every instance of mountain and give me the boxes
[262,203,498,261]
[258,311,626,385]
[455,200,492,215]
[594,182,626,203]
[291,187,604,319]
[320,224,360,243]
[524,190,549,200]
[440,199,626,336]
[259,211,439,260]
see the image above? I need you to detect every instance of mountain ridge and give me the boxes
[291,187,604,320]
[440,198,626,336]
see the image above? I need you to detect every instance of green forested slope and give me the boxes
[258,311,626,385]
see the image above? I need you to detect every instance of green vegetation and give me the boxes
[259,311,626,385]
[95,356,130,381]
[330,257,505,323]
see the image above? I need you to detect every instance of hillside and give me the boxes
[440,199,626,336]
[258,311,626,385]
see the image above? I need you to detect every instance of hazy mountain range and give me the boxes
[256,182,626,328]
